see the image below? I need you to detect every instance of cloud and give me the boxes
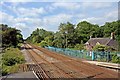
[2,0,34,2]
[0,11,14,25]
[42,13,73,28]
[52,2,81,10]
[82,2,112,9]
[14,23,27,30]
[105,10,118,19]
[14,22,31,38]
[2,0,120,2]
[16,7,46,17]
[1,3,46,18]
[0,2,118,39]
[79,10,118,25]
[15,13,73,31]
[0,1,4,5]
[80,17,103,25]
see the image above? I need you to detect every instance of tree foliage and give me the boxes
[76,21,100,43]
[39,41,48,47]
[1,24,23,47]
[26,20,120,50]
[26,28,54,44]
[111,54,120,63]
[93,44,112,51]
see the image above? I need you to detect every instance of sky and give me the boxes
[0,0,119,39]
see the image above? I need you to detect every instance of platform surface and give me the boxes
[1,71,38,80]
[83,61,120,69]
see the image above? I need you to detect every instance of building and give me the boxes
[85,32,118,51]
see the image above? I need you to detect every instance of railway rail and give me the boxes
[23,44,50,80]
[25,44,77,78]
[20,43,119,80]
[31,44,118,78]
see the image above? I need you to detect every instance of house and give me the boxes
[85,32,118,51]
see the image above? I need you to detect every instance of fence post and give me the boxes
[107,51,110,62]
[92,51,95,61]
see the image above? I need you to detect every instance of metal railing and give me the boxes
[45,46,120,62]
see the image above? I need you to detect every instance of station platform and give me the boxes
[1,71,38,80]
[83,61,120,70]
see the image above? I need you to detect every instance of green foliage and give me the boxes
[39,41,48,47]
[2,48,25,75]
[74,44,84,50]
[26,20,120,51]
[2,64,19,76]
[44,35,54,46]
[2,48,25,66]
[1,24,23,47]
[101,21,119,38]
[2,65,9,76]
[58,22,75,48]
[76,21,100,43]
[93,44,112,51]
[26,28,53,44]
[111,54,120,64]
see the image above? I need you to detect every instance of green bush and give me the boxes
[111,54,120,64]
[2,48,25,66]
[39,41,48,47]
[93,44,112,51]
[2,64,19,76]
[2,48,25,75]
[2,64,10,76]
[74,44,84,50]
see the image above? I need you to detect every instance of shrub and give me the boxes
[2,64,19,76]
[93,44,112,51]
[74,44,84,50]
[2,48,25,75]
[2,49,25,66]
[111,54,120,63]
[2,65,10,76]
[39,41,48,47]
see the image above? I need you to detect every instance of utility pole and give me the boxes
[65,31,67,48]
[66,35,67,48]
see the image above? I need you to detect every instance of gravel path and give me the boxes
[21,45,34,64]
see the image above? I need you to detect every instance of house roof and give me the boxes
[86,38,118,50]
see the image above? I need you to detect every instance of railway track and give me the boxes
[23,44,50,80]
[30,44,118,78]
[25,44,77,78]
[20,43,119,79]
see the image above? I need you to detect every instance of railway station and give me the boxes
[1,1,120,80]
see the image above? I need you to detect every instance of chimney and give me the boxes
[111,32,115,39]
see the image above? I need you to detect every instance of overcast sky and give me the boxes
[0,0,119,39]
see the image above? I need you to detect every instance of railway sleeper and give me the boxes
[53,63,76,75]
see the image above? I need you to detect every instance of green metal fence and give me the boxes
[45,46,120,61]
[45,46,92,60]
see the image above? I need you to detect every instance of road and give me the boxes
[20,43,119,80]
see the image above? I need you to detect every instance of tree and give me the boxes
[1,24,23,47]
[76,21,100,44]
[93,44,112,51]
[44,35,54,46]
[26,20,120,51]
[58,22,75,48]
[26,28,54,44]
[39,41,48,47]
